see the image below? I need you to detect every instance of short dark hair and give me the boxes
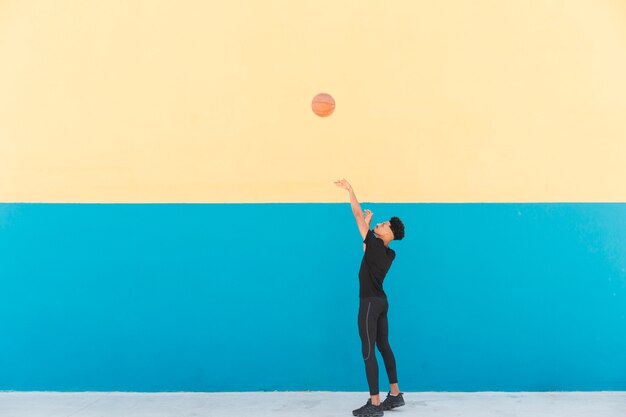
[389,216,405,240]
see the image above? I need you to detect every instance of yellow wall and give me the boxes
[1,0,626,202]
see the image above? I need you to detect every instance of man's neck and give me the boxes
[375,232,391,247]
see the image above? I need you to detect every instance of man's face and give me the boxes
[374,220,393,238]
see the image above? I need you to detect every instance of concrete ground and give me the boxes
[0,391,624,417]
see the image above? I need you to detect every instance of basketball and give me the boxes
[311,93,335,117]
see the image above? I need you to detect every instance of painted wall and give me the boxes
[1,0,626,391]
[1,203,625,391]
[1,0,626,202]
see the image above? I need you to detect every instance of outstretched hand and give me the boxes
[333,178,352,191]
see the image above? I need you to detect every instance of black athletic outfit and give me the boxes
[358,229,398,396]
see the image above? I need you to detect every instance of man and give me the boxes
[334,179,406,417]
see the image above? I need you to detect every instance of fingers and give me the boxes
[333,179,349,189]
[333,179,352,191]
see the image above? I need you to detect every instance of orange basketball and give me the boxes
[311,93,335,117]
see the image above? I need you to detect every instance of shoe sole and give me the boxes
[352,413,383,417]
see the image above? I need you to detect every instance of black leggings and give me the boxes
[358,296,398,395]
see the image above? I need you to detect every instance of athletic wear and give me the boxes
[381,391,405,411]
[359,230,395,298]
[356,229,399,399]
[358,296,398,396]
[352,398,384,417]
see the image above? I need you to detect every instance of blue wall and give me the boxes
[1,203,625,391]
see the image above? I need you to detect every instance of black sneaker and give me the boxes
[352,398,384,417]
[381,391,405,411]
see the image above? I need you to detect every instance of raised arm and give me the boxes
[334,178,369,241]
[363,209,373,252]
